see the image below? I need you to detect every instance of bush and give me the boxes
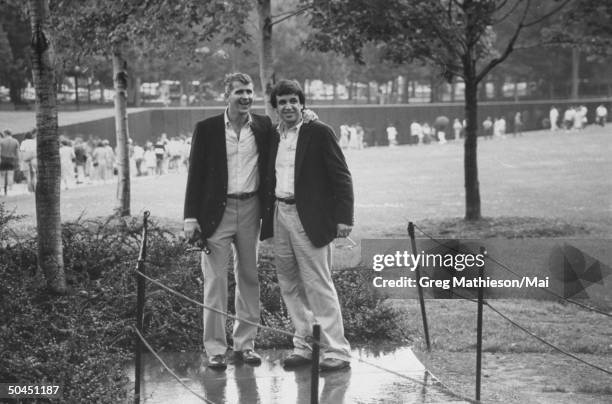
[0,210,409,401]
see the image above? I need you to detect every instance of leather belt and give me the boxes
[227,191,257,200]
[276,196,296,205]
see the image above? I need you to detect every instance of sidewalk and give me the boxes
[126,346,469,404]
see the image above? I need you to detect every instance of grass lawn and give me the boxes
[2,124,611,402]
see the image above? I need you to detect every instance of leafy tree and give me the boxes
[51,0,250,216]
[305,0,571,220]
[0,1,31,106]
[28,0,67,294]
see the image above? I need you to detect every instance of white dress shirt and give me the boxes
[275,120,303,198]
[224,110,259,195]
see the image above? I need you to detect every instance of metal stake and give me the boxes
[408,222,431,351]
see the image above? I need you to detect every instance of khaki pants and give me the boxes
[274,202,351,361]
[202,196,261,356]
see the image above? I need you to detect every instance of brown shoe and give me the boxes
[319,358,350,372]
[207,354,227,370]
[235,349,262,365]
[282,354,312,369]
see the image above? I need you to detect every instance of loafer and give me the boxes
[282,354,312,369]
[319,358,350,372]
[207,354,227,370]
[235,349,262,365]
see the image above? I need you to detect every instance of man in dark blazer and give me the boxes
[261,79,354,372]
[184,72,272,370]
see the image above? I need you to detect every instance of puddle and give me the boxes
[126,346,468,403]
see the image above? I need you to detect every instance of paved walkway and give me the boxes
[126,347,469,403]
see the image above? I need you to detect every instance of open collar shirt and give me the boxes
[224,109,259,194]
[275,120,303,199]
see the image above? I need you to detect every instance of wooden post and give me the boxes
[310,324,321,404]
[476,246,486,401]
[134,211,150,404]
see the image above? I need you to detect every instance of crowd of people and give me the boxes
[0,129,193,195]
[549,104,608,131]
[338,123,365,149]
[1,102,609,196]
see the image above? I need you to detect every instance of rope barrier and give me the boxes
[133,327,215,404]
[132,267,475,402]
[483,302,612,375]
[133,267,300,342]
[443,287,612,376]
[412,223,612,318]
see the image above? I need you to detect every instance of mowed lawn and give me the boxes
[3,125,611,238]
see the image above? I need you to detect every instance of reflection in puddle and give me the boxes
[127,347,467,403]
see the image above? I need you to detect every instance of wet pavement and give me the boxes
[126,346,469,403]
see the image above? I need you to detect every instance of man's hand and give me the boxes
[302,108,319,123]
[336,223,352,238]
[184,220,201,242]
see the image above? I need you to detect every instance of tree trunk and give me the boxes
[257,0,274,117]
[333,82,338,103]
[366,82,371,103]
[29,0,66,294]
[493,73,504,100]
[513,80,519,102]
[571,47,579,99]
[112,49,130,217]
[8,80,24,105]
[429,72,437,103]
[133,75,141,107]
[402,75,409,104]
[463,74,481,221]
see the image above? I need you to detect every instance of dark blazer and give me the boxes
[261,120,354,247]
[183,112,273,239]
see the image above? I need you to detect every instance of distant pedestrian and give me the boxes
[386,123,398,146]
[0,129,20,195]
[410,121,422,145]
[153,137,166,176]
[74,137,88,184]
[339,123,350,148]
[596,104,608,126]
[132,142,145,176]
[102,140,115,179]
[549,106,559,131]
[143,143,156,176]
[482,117,493,139]
[513,112,523,137]
[353,123,364,149]
[563,107,575,130]
[59,138,76,190]
[92,141,107,183]
[434,115,450,144]
[452,118,462,140]
[422,122,432,144]
[19,131,37,193]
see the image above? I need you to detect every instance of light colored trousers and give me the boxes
[202,196,260,356]
[274,202,351,361]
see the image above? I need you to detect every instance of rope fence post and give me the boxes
[408,222,431,351]
[476,246,486,402]
[134,211,150,404]
[310,324,321,404]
